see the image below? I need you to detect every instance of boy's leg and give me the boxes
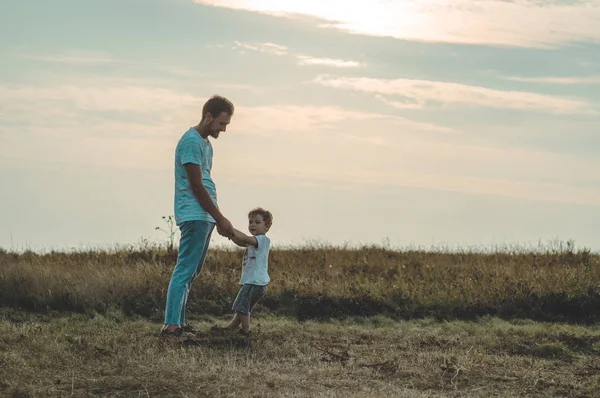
[232,285,267,333]
[239,314,250,333]
[226,313,242,330]
[231,285,252,331]
[163,221,214,329]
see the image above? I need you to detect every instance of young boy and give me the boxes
[222,207,272,338]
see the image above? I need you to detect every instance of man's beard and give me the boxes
[208,121,220,138]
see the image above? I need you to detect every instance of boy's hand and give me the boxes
[216,217,234,237]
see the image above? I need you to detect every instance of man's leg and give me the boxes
[163,221,213,329]
[179,222,214,327]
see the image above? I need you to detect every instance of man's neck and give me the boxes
[193,124,210,140]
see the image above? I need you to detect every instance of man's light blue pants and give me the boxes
[164,220,214,326]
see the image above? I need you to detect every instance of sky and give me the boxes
[1,0,600,252]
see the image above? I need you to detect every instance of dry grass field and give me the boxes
[1,241,599,396]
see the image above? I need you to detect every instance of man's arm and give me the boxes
[184,163,234,235]
[228,228,258,248]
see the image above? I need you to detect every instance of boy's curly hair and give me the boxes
[249,207,273,229]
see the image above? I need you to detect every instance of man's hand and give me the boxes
[184,163,233,236]
[216,217,234,238]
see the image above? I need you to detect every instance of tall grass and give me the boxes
[1,241,598,322]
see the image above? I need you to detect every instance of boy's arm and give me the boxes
[228,228,258,248]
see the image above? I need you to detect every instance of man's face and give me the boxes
[207,112,231,139]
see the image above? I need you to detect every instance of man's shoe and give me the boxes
[160,325,182,337]
[181,323,198,334]
[160,325,196,338]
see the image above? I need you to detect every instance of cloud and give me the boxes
[221,135,600,207]
[0,84,201,113]
[2,84,434,133]
[504,75,600,85]
[233,41,288,55]
[235,104,457,136]
[375,94,423,110]
[314,75,594,114]
[297,56,363,68]
[3,79,599,209]
[245,166,600,207]
[0,79,208,149]
[0,81,202,171]
[16,51,216,82]
[0,80,456,150]
[231,41,363,68]
[18,52,119,65]
[195,0,600,48]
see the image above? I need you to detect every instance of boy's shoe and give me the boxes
[238,330,252,349]
[210,325,234,336]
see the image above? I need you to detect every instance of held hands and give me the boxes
[216,217,235,238]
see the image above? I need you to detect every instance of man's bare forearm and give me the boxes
[190,184,225,223]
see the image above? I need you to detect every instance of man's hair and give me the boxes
[202,95,234,120]
[249,207,273,229]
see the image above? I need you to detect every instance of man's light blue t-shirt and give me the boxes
[174,127,217,225]
[239,235,271,286]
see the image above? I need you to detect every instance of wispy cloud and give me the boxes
[3,81,599,209]
[504,75,600,85]
[314,75,594,114]
[18,52,119,65]
[235,104,457,136]
[225,135,600,207]
[195,0,600,48]
[16,51,217,82]
[0,79,456,144]
[297,56,362,68]
[0,84,201,113]
[246,166,600,207]
[375,94,423,110]
[233,41,288,55]
[232,41,363,68]
[0,79,205,170]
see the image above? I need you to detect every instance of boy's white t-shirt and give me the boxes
[239,234,271,286]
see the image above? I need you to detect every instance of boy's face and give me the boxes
[248,214,268,236]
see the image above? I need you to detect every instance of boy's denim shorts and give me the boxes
[232,284,268,315]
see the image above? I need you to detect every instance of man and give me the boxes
[161,95,235,337]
